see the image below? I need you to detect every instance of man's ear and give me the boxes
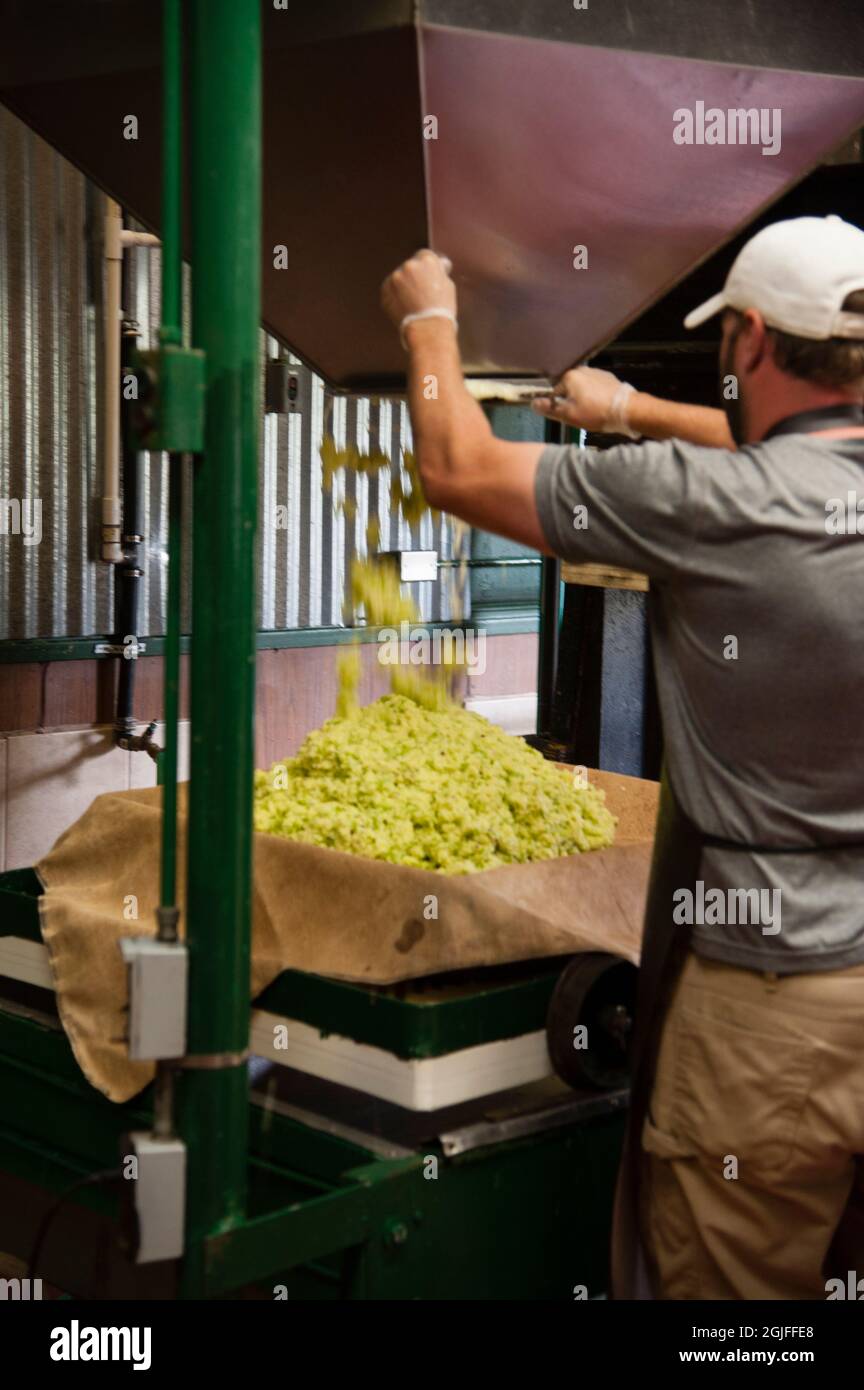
[741,307,771,373]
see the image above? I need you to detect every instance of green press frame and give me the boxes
[0,867,625,1299]
[0,0,625,1300]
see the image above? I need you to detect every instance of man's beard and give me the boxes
[718,328,746,445]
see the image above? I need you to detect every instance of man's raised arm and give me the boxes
[531,365,734,448]
[381,250,549,551]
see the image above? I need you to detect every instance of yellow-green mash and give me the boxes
[254,694,616,874]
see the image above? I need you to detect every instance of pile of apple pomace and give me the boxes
[254,693,616,875]
[253,438,617,874]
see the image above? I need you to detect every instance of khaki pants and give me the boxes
[639,952,864,1299]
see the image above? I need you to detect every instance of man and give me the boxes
[381,215,864,1300]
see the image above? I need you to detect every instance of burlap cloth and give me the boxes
[35,768,659,1102]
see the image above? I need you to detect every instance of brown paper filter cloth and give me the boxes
[35,768,659,1102]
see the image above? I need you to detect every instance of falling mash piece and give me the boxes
[322,432,456,716]
[254,694,616,874]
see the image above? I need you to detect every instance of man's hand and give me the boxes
[531,366,627,433]
[533,365,735,448]
[381,249,457,330]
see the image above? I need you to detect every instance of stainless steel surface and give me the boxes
[93,641,148,656]
[2,1,861,391]
[439,1084,629,1156]
[249,1085,417,1162]
[0,105,459,640]
[247,1070,627,1157]
[424,27,864,378]
[464,378,555,403]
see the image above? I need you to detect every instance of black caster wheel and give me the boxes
[546,952,637,1090]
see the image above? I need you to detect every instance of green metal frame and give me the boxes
[0,859,625,1298]
[0,1001,623,1300]
[0,617,539,664]
[158,0,187,925]
[253,964,564,1060]
[175,0,261,1294]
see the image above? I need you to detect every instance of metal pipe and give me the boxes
[151,1066,177,1141]
[101,198,124,563]
[114,312,144,747]
[535,421,565,738]
[179,0,260,1285]
[438,557,541,569]
[536,556,561,737]
[112,241,164,764]
[108,220,166,757]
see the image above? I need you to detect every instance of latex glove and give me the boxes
[381,249,457,331]
[531,366,634,435]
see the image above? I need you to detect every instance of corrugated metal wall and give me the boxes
[0,105,110,639]
[257,354,458,630]
[0,106,458,642]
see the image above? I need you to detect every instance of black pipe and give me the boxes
[115,319,141,728]
[534,420,564,744]
[536,556,561,740]
[113,252,159,761]
[437,557,541,569]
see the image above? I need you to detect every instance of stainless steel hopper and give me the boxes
[1,0,862,390]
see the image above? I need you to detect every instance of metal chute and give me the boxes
[1,0,863,389]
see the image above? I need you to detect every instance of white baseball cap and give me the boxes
[684,215,864,340]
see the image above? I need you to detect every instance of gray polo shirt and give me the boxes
[534,433,864,973]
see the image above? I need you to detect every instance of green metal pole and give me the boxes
[160,0,182,350]
[151,0,184,1150]
[158,0,183,920]
[159,460,182,915]
[180,0,260,1291]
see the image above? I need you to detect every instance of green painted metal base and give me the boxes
[0,869,624,1300]
[0,1001,623,1299]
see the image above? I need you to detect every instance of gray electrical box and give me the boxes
[127,1131,186,1263]
[380,550,438,583]
[119,937,188,1061]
